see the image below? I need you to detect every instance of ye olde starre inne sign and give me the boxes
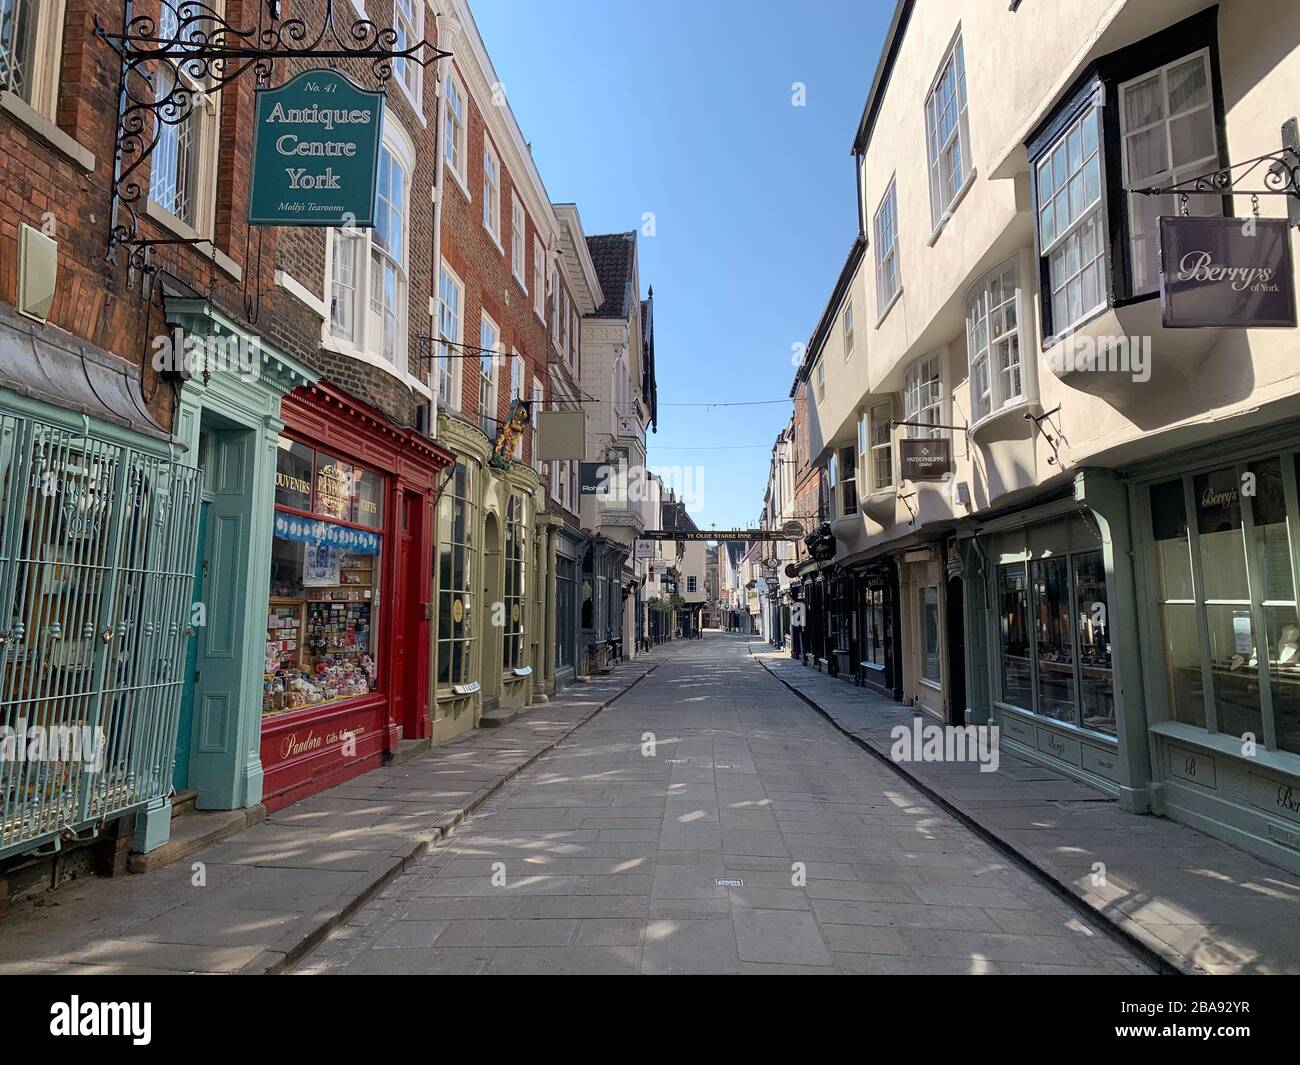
[248,69,385,227]
[1159,215,1298,328]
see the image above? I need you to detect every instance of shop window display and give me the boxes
[1032,557,1076,723]
[999,564,1033,711]
[436,461,476,690]
[264,438,384,715]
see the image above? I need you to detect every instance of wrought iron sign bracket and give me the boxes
[890,419,969,434]
[97,0,453,272]
[1127,119,1300,228]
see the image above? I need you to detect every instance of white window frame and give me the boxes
[147,1,221,238]
[482,138,502,246]
[1036,97,1104,338]
[814,359,825,404]
[1119,49,1221,295]
[842,300,855,360]
[531,376,544,471]
[533,240,546,320]
[562,289,572,362]
[549,267,561,345]
[3,0,65,120]
[392,0,422,114]
[443,68,468,191]
[925,30,972,231]
[903,351,947,440]
[864,401,894,494]
[838,445,857,517]
[324,121,415,369]
[874,178,901,318]
[965,258,1025,425]
[511,191,527,288]
[479,312,500,428]
[437,260,464,411]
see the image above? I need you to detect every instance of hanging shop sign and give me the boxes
[634,540,655,559]
[1159,216,1297,328]
[899,438,952,481]
[640,529,785,542]
[248,69,385,227]
[579,462,608,497]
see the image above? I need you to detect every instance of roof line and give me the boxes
[851,0,915,156]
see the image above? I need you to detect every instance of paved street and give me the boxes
[294,634,1149,975]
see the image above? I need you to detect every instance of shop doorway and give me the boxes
[173,501,209,791]
[946,573,966,726]
[481,510,502,709]
[392,490,426,738]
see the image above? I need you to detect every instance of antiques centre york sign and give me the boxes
[1159,215,1297,328]
[248,70,385,227]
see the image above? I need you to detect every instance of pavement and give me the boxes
[751,640,1300,976]
[0,656,661,974]
[290,633,1148,975]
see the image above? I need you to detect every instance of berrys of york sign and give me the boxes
[248,69,385,227]
[1159,215,1297,328]
[899,437,951,481]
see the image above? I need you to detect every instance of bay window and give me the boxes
[903,352,944,438]
[1036,98,1104,338]
[965,260,1024,423]
[925,31,971,229]
[326,133,412,368]
[1119,49,1221,294]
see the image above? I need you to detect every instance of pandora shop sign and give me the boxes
[1159,215,1297,328]
[248,69,385,227]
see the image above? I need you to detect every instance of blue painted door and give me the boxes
[173,501,209,791]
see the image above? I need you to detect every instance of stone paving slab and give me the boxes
[751,641,1300,976]
[0,656,660,975]
[292,634,1149,975]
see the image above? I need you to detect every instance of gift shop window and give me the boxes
[436,460,476,693]
[503,493,527,671]
[265,437,385,716]
[996,550,1114,736]
[1149,456,1300,754]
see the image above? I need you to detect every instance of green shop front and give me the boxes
[959,470,1143,809]
[0,304,206,864]
[136,298,319,850]
[1132,425,1300,872]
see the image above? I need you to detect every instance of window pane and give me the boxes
[1194,467,1248,601]
[1162,602,1207,728]
[1205,604,1262,739]
[921,586,940,682]
[1074,552,1115,736]
[1032,557,1077,723]
[999,564,1033,710]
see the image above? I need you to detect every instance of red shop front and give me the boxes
[261,383,453,811]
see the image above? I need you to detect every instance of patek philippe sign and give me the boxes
[899,438,952,481]
[1159,215,1297,328]
[248,70,385,227]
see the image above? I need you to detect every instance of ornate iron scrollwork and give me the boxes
[97,0,453,269]
[1128,120,1300,227]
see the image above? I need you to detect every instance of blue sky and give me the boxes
[470,0,892,529]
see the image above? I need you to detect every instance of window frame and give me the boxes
[436,260,464,411]
[478,312,500,434]
[443,67,468,190]
[965,256,1028,426]
[323,124,414,370]
[1025,9,1230,343]
[924,29,973,232]
[392,0,423,114]
[842,300,855,361]
[873,178,901,319]
[3,0,65,120]
[482,137,502,246]
[510,190,527,289]
[903,350,947,440]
